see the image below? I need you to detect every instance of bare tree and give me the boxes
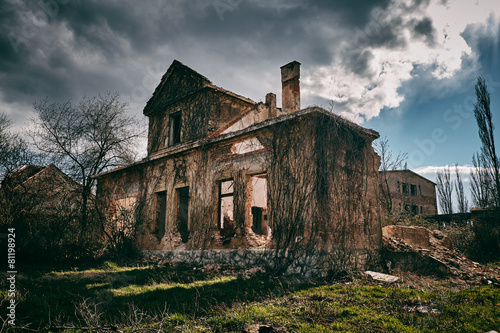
[0,114,92,261]
[31,93,143,228]
[454,163,468,213]
[470,152,493,208]
[0,113,36,232]
[436,166,453,214]
[473,76,500,207]
[373,136,407,216]
[0,113,34,179]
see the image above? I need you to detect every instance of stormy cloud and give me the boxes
[0,0,498,129]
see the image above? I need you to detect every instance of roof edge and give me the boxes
[380,169,437,185]
[94,106,379,179]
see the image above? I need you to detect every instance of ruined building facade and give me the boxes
[95,60,382,257]
[379,170,438,216]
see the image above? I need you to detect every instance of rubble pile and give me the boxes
[383,225,500,285]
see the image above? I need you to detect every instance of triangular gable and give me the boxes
[143,60,212,116]
[14,163,81,193]
[2,165,44,189]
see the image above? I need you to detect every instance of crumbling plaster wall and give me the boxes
[98,112,382,257]
[317,115,382,251]
[268,113,381,253]
[99,131,272,251]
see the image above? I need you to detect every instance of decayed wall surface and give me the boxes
[267,112,381,256]
[97,109,381,260]
[147,89,255,156]
[98,130,271,251]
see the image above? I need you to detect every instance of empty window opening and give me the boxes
[411,205,419,215]
[156,191,167,238]
[249,174,269,236]
[397,181,400,193]
[169,112,182,146]
[219,179,235,236]
[418,185,422,196]
[176,187,189,243]
[410,184,417,196]
[402,183,409,195]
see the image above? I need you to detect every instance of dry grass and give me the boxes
[0,261,499,332]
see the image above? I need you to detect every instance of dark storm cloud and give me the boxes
[0,0,390,115]
[334,1,437,84]
[414,17,434,36]
[344,50,374,77]
[412,17,436,45]
[307,0,391,27]
[55,1,177,56]
[364,21,407,49]
[0,2,21,68]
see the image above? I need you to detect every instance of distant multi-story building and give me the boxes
[379,169,438,216]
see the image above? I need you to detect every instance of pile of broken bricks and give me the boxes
[378,225,500,285]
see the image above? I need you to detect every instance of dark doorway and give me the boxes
[156,191,166,238]
[177,186,189,243]
[252,207,263,234]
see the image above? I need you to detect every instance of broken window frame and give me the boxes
[410,184,417,196]
[402,182,409,195]
[248,173,268,236]
[169,111,182,146]
[218,178,235,233]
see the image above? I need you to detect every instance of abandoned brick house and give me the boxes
[379,169,438,215]
[0,164,81,217]
[94,60,382,254]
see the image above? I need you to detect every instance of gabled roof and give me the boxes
[380,169,437,186]
[15,163,81,192]
[2,165,44,188]
[3,163,81,194]
[144,60,255,116]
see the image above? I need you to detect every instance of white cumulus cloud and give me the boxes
[303,0,500,123]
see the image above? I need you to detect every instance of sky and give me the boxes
[1,0,500,211]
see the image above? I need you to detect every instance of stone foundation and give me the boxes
[144,248,373,278]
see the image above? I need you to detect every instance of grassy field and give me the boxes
[1,261,499,332]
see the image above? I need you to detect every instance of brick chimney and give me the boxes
[281,61,300,113]
[265,92,277,118]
